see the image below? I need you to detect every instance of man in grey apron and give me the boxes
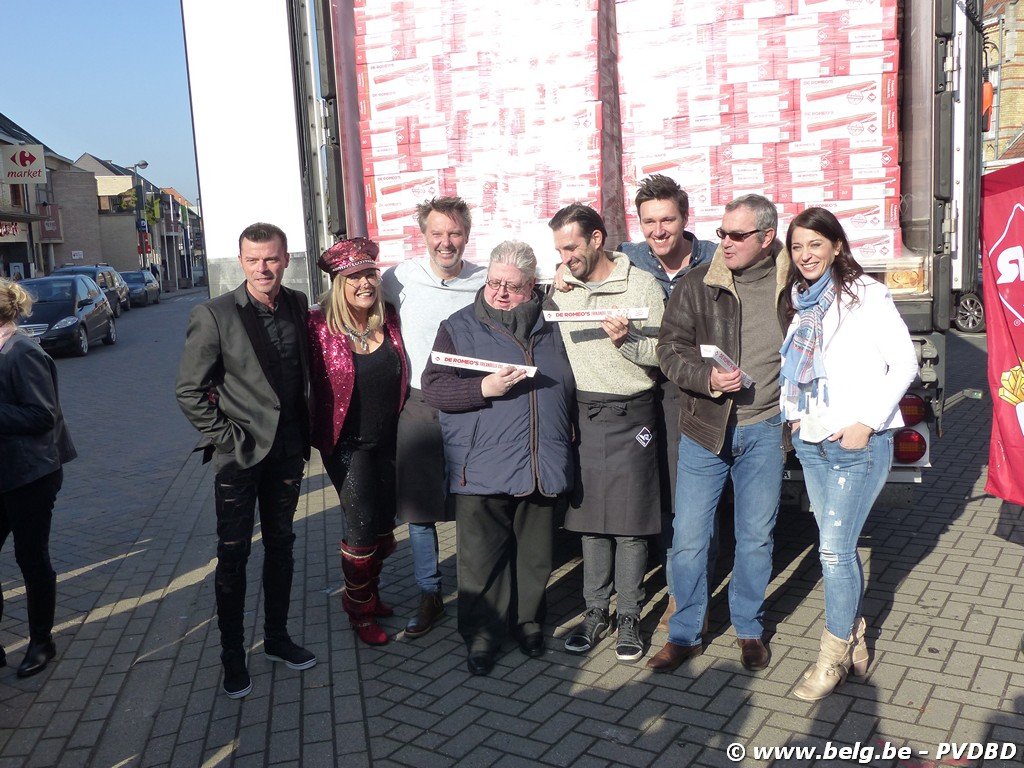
[547,203,666,664]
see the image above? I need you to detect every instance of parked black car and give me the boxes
[120,270,161,306]
[17,275,117,356]
[52,264,130,317]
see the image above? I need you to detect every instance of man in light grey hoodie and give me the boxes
[382,196,486,639]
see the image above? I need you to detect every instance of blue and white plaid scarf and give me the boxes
[779,278,836,409]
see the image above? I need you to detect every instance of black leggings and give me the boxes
[322,442,396,548]
[0,469,61,634]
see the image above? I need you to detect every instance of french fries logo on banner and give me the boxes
[998,364,1024,435]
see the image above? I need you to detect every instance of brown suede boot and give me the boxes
[405,591,444,638]
[792,628,852,701]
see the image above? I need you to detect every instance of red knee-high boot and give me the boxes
[340,541,389,646]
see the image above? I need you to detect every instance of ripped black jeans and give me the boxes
[213,453,305,651]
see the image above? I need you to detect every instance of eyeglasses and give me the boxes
[347,271,380,284]
[715,228,764,242]
[485,279,528,294]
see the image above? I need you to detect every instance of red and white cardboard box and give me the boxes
[676,0,741,25]
[742,0,795,18]
[615,0,688,33]
[687,83,733,118]
[847,228,901,266]
[813,198,901,229]
[779,167,900,201]
[399,143,452,173]
[357,59,437,120]
[770,13,829,48]
[359,118,409,152]
[797,0,897,14]
[365,170,452,218]
[407,115,449,146]
[771,6,897,45]
[731,80,796,114]
[713,177,778,206]
[833,39,899,75]
[798,74,897,112]
[716,18,776,60]
[774,44,836,79]
[799,74,897,141]
[714,142,776,165]
[713,144,776,185]
[833,140,898,169]
[730,110,798,144]
[722,59,774,85]
[632,148,715,183]
[833,5,898,41]
[776,140,834,174]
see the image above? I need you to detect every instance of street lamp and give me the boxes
[129,160,149,268]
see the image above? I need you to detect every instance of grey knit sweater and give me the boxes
[548,251,664,396]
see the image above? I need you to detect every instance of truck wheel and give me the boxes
[954,293,985,333]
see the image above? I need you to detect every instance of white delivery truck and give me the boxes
[180,0,983,485]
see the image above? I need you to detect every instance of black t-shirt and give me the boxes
[250,291,306,457]
[340,334,402,448]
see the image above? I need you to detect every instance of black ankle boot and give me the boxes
[18,576,56,678]
[17,639,56,678]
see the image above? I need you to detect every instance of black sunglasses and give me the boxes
[715,228,764,242]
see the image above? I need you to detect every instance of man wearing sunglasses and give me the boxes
[548,203,666,664]
[650,194,790,675]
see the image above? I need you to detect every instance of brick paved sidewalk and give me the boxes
[0,323,1020,767]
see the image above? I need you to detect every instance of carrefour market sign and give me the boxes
[2,144,45,184]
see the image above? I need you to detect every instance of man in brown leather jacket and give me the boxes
[648,194,790,674]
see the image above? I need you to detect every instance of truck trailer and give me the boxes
[180,0,984,485]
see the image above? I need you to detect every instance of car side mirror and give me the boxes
[77,298,91,309]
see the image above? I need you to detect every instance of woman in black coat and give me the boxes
[0,277,76,677]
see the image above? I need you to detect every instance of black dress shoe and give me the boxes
[516,632,545,658]
[17,639,56,679]
[467,651,495,676]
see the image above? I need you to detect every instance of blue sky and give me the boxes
[7,1,199,203]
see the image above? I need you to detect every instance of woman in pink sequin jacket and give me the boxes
[308,238,408,646]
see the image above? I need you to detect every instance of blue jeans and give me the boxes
[669,415,785,644]
[793,430,892,639]
[409,522,441,593]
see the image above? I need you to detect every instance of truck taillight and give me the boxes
[899,393,927,427]
[893,428,927,463]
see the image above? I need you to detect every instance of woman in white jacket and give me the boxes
[780,207,917,701]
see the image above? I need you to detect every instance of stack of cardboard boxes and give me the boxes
[351,0,914,287]
[354,0,608,267]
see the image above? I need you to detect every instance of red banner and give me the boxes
[981,161,1024,506]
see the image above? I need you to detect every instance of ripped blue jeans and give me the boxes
[793,430,893,639]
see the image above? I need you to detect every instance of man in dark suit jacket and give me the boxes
[176,222,315,699]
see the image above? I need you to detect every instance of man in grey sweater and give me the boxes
[382,197,486,639]
[547,203,665,664]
